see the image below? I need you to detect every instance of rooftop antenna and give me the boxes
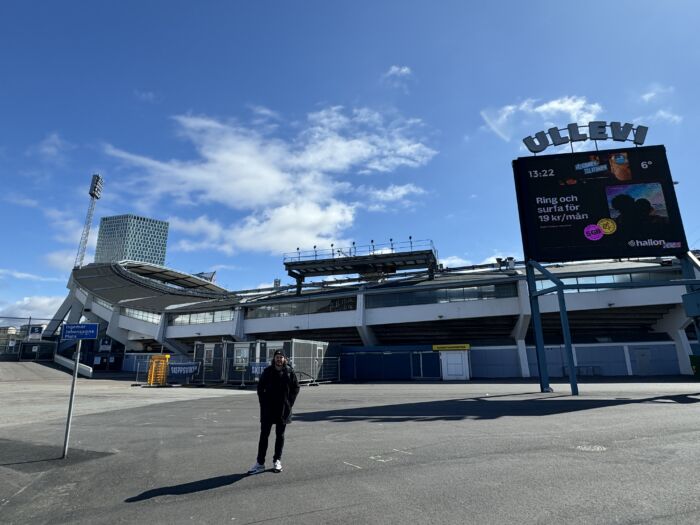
[74,174,103,269]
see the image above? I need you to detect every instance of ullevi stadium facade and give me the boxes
[44,241,700,380]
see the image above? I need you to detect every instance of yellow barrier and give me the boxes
[147,354,170,386]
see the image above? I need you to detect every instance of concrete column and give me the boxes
[515,339,530,378]
[510,277,531,378]
[355,292,377,346]
[652,305,693,376]
[66,296,85,324]
[106,304,130,347]
[231,307,247,341]
[669,329,694,375]
[156,312,168,343]
[622,345,633,375]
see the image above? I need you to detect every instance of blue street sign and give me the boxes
[62,323,99,341]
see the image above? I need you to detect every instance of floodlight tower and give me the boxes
[73,174,103,269]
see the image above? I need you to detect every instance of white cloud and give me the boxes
[383,65,412,79]
[249,105,281,120]
[4,194,40,208]
[106,107,435,255]
[381,65,413,92]
[43,207,84,246]
[45,250,78,272]
[27,132,74,163]
[167,200,356,256]
[231,200,355,253]
[371,183,426,202]
[10,194,97,255]
[0,269,64,282]
[168,215,229,255]
[481,96,603,142]
[356,183,426,211]
[209,264,240,272]
[134,89,157,102]
[640,84,674,103]
[637,109,683,125]
[292,107,435,174]
[0,296,66,320]
[440,255,472,268]
[169,215,224,238]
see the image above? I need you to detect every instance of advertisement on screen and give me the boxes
[513,145,687,262]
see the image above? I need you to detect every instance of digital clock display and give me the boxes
[512,145,687,262]
[528,169,555,178]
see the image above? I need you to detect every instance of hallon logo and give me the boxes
[627,239,665,247]
[523,121,648,154]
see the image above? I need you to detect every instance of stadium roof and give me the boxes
[72,262,231,312]
[119,261,228,292]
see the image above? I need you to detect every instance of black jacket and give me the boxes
[257,364,300,424]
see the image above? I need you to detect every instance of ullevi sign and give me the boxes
[523,121,648,154]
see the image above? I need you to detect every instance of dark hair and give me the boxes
[271,350,286,364]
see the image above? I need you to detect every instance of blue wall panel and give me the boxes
[470,348,519,378]
[629,344,680,376]
[574,345,628,376]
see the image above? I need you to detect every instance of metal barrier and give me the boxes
[133,361,146,385]
[289,356,339,383]
[0,343,19,361]
[223,357,258,387]
[187,355,340,386]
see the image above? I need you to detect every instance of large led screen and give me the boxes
[513,145,687,262]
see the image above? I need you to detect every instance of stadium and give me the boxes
[40,238,700,382]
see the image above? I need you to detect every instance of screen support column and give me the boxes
[530,260,579,396]
[525,261,551,393]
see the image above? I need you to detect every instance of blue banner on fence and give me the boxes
[168,362,200,377]
[251,362,267,375]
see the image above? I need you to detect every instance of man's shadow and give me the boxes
[125,473,248,502]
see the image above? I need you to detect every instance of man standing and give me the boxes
[248,350,300,474]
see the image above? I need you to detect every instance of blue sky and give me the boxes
[1,0,698,320]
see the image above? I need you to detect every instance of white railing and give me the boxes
[284,239,435,262]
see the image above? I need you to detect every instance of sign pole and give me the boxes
[62,339,82,459]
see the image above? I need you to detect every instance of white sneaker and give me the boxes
[247,462,265,474]
[272,459,282,472]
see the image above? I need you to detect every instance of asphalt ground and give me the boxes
[1,363,700,524]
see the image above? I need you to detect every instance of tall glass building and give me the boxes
[94,214,169,265]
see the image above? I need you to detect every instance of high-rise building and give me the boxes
[94,214,169,265]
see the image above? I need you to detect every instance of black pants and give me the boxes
[256,421,286,464]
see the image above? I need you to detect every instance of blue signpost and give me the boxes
[63,323,99,341]
[61,323,99,459]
